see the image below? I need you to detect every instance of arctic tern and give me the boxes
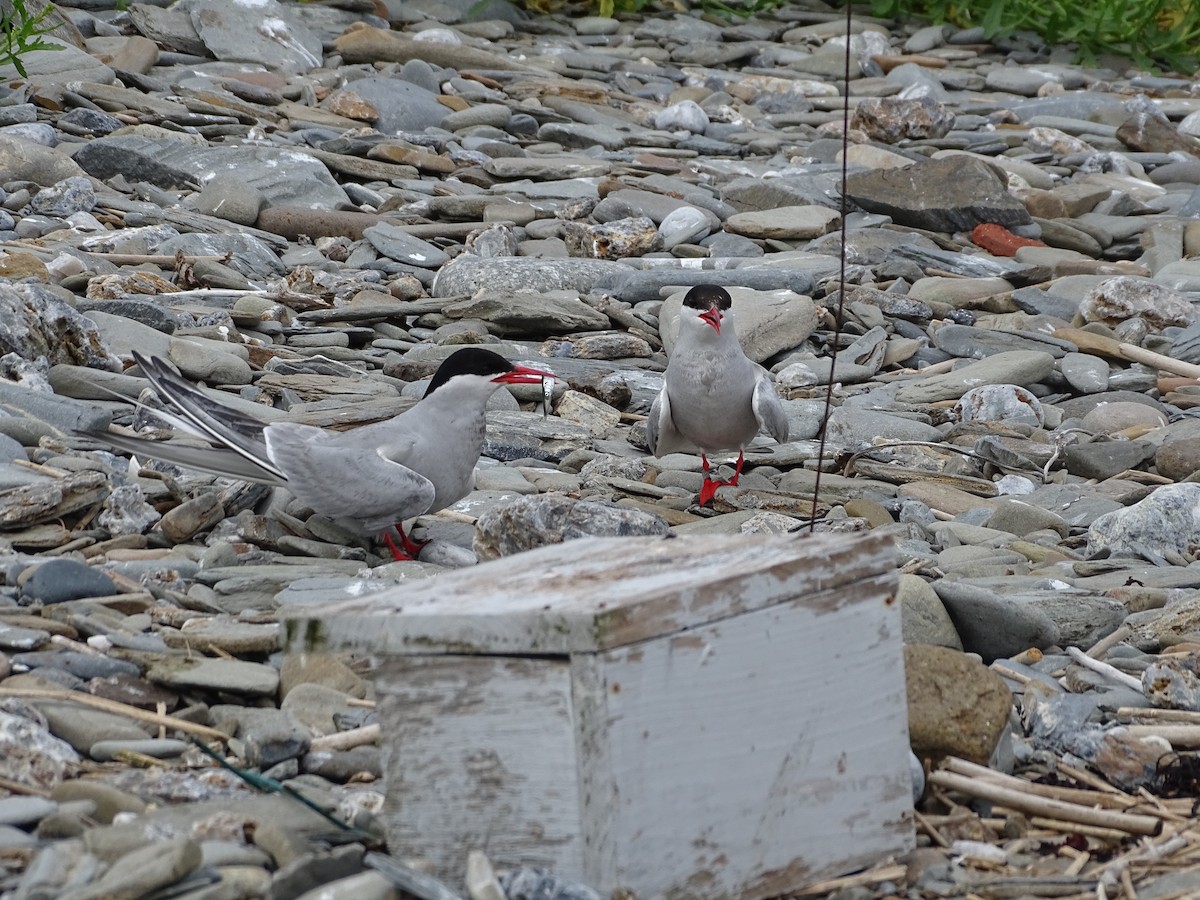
[95,348,555,560]
[647,284,790,505]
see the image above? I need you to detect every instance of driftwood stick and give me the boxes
[1086,624,1132,659]
[0,687,228,741]
[1055,761,1130,797]
[309,723,380,753]
[0,776,50,797]
[432,509,477,525]
[790,864,908,897]
[1066,646,1142,691]
[1135,786,1189,825]
[1054,327,1200,379]
[1123,725,1200,747]
[1062,847,1090,877]
[927,771,1162,837]
[1120,867,1137,899]
[990,662,1033,685]
[1030,816,1130,843]
[943,758,1135,809]
[1091,831,1190,887]
[1117,707,1200,724]
[913,809,951,848]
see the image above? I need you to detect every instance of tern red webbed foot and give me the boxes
[383,525,429,561]
[698,473,741,507]
[697,452,746,507]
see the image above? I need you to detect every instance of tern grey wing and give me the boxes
[262,423,436,525]
[752,372,789,445]
[646,386,669,456]
[94,431,288,484]
[133,352,284,480]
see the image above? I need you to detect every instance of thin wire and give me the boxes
[808,0,854,531]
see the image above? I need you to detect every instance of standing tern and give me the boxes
[93,348,555,560]
[647,284,790,505]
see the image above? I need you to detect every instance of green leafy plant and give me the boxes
[694,0,788,18]
[866,0,1200,73]
[0,0,64,78]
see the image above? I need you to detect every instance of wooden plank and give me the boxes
[571,652,617,888]
[284,531,894,654]
[579,571,912,899]
[1053,327,1200,379]
[375,655,585,878]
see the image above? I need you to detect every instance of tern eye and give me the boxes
[716,292,731,310]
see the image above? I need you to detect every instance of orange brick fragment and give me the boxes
[971,223,1047,257]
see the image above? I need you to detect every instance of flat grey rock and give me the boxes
[933,581,1061,662]
[74,136,349,210]
[188,0,322,73]
[895,351,1055,404]
[845,155,1032,233]
[433,255,628,297]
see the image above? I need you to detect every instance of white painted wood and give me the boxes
[285,532,896,654]
[579,571,911,898]
[290,531,914,899]
[375,655,586,877]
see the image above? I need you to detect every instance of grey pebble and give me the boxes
[21,559,117,604]
[934,581,1061,662]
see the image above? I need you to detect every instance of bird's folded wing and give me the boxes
[263,423,436,523]
[752,374,790,444]
[133,352,284,480]
[645,388,667,455]
[93,431,288,485]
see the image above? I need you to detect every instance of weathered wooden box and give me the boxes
[286,531,913,899]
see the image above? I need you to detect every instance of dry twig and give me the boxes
[928,769,1162,837]
[0,687,228,741]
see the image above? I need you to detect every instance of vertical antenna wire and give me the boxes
[807,0,855,531]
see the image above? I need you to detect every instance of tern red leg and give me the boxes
[383,523,428,561]
[728,451,745,486]
[698,454,718,506]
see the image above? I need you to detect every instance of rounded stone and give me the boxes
[20,559,117,604]
[1063,440,1155,480]
[725,205,840,240]
[1058,352,1109,394]
[29,176,95,217]
[653,99,709,133]
[933,581,1060,661]
[194,175,264,227]
[1079,401,1168,435]
[657,206,712,248]
[955,384,1044,427]
[1157,439,1200,481]
[49,780,147,824]
[279,653,367,700]
[1088,483,1200,560]
[905,643,1012,764]
[843,498,894,529]
[1080,276,1196,330]
[984,499,1069,538]
[897,574,962,650]
[0,796,57,826]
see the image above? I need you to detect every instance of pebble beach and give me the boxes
[2,0,1200,896]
